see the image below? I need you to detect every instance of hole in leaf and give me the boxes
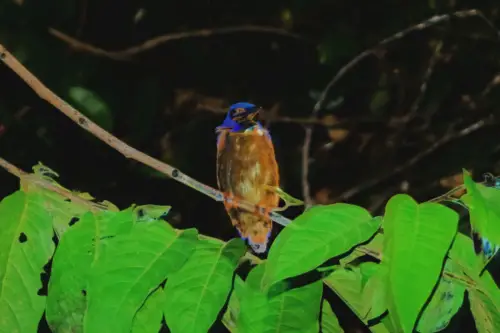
[69,217,80,226]
[18,232,27,243]
[52,233,59,246]
[81,289,87,296]
[37,258,52,296]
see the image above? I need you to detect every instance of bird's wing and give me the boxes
[216,130,233,194]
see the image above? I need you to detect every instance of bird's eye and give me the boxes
[232,107,246,117]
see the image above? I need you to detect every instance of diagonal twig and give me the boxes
[301,9,500,208]
[48,26,307,61]
[0,45,293,227]
[334,116,497,202]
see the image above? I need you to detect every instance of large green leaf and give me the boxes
[163,238,246,333]
[236,263,322,333]
[416,260,465,332]
[46,209,135,333]
[462,171,500,247]
[84,223,198,333]
[321,300,344,333]
[383,194,459,333]
[263,204,379,289]
[131,287,165,333]
[0,191,55,333]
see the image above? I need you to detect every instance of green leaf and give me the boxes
[448,232,500,331]
[370,90,390,114]
[321,300,344,333]
[46,209,135,332]
[236,263,322,333]
[469,272,500,333]
[68,86,114,131]
[133,205,171,223]
[324,266,364,317]
[462,170,500,247]
[383,194,459,333]
[416,260,466,332]
[222,282,241,333]
[84,223,198,333]
[163,238,246,333]
[0,191,55,333]
[131,287,165,333]
[340,232,383,267]
[448,233,484,274]
[361,263,388,320]
[263,204,379,289]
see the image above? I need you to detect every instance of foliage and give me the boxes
[0,166,499,333]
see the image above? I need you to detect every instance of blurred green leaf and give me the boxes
[68,86,114,131]
[317,29,359,65]
[369,90,390,114]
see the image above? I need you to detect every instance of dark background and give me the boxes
[1,0,500,332]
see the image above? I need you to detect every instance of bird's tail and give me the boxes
[234,211,272,254]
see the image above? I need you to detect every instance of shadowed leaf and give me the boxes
[163,238,246,333]
[236,263,322,333]
[84,222,198,333]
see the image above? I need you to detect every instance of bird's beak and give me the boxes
[248,109,259,120]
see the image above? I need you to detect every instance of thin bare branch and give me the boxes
[399,40,443,124]
[0,45,292,227]
[301,9,499,208]
[334,115,497,202]
[0,156,25,178]
[48,26,306,61]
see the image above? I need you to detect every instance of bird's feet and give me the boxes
[223,192,240,211]
[262,185,304,212]
[254,199,272,218]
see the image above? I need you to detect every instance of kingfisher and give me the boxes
[215,102,280,253]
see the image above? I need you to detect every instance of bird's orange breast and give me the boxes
[216,128,280,250]
[216,128,279,208]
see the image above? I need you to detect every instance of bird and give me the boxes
[215,102,280,253]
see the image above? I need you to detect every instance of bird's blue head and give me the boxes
[216,102,261,133]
